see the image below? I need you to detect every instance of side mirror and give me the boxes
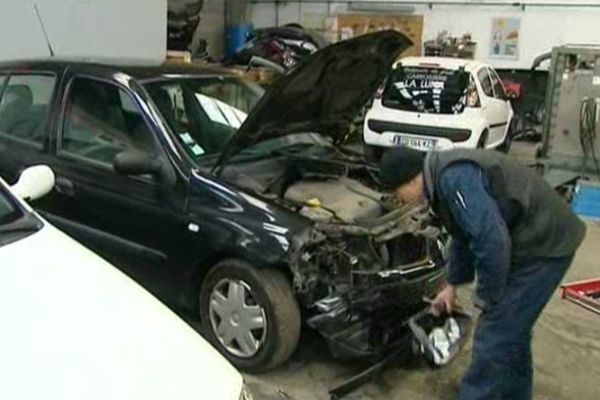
[11,165,55,201]
[113,150,161,176]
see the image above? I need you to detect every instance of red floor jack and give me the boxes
[561,278,600,316]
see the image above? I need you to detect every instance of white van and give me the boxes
[364,57,514,156]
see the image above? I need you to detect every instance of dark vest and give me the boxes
[424,149,586,261]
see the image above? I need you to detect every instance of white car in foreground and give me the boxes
[0,166,250,400]
[363,57,514,156]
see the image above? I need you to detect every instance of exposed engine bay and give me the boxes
[281,176,444,296]
[221,142,447,357]
[284,177,384,223]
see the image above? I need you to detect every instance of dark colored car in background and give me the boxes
[224,24,328,70]
[0,31,447,371]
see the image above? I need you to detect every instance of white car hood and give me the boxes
[0,223,242,400]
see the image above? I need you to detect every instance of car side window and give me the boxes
[477,68,494,98]
[60,77,157,167]
[0,74,5,107]
[0,74,56,148]
[488,68,507,100]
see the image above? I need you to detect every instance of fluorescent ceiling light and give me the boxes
[348,2,416,13]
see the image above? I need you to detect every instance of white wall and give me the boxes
[248,0,600,69]
[0,0,167,64]
[195,0,225,59]
[194,0,250,59]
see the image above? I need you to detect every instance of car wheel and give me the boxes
[199,259,301,372]
[498,118,519,153]
[497,132,512,154]
[476,130,489,149]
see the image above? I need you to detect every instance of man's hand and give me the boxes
[431,284,456,316]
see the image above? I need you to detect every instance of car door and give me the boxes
[0,72,58,183]
[44,73,193,302]
[476,67,510,146]
[488,67,513,142]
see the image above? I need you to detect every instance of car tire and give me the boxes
[199,259,301,372]
[476,130,489,149]
[498,117,519,153]
[497,134,512,154]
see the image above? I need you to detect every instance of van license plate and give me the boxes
[393,136,437,151]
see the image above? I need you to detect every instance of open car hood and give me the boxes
[215,30,412,168]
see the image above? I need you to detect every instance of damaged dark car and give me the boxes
[0,31,447,372]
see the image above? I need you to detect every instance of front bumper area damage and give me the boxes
[290,205,448,359]
[308,264,445,359]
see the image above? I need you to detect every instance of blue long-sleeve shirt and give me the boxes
[430,162,512,309]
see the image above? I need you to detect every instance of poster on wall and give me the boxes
[490,17,520,60]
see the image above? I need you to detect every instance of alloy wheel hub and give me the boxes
[209,279,267,358]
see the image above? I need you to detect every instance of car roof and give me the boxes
[395,56,487,72]
[0,58,237,81]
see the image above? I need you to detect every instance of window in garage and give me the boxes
[488,68,507,100]
[145,77,263,158]
[478,68,494,98]
[60,77,156,166]
[382,66,471,114]
[0,184,21,226]
[0,74,56,147]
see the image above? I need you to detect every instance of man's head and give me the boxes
[379,146,427,205]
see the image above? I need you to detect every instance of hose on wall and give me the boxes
[579,97,600,178]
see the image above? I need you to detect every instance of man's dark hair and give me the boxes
[379,146,425,188]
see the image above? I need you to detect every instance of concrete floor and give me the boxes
[246,143,600,400]
[247,221,600,400]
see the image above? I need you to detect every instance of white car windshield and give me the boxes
[382,65,471,115]
[0,184,43,247]
[0,186,21,226]
[145,77,264,161]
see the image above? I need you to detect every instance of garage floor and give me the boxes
[247,221,600,400]
[246,143,600,400]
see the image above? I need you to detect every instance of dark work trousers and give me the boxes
[458,255,574,400]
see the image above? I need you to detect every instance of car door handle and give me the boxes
[55,177,75,197]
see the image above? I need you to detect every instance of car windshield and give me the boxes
[144,76,264,162]
[0,184,41,247]
[0,186,21,226]
[382,65,470,114]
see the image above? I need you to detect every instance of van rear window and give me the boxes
[382,66,470,115]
